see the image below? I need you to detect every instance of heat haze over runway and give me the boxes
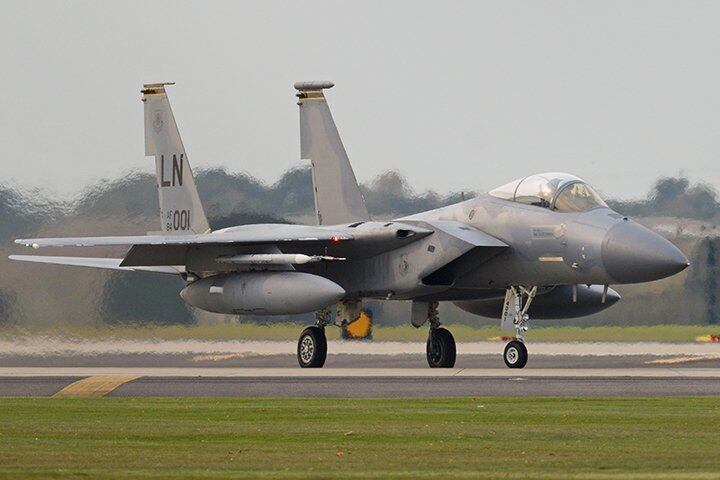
[0,340,718,397]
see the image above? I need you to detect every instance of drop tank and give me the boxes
[180,272,345,315]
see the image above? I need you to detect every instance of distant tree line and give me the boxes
[4,170,718,243]
[0,166,473,241]
[607,176,720,221]
[1,169,719,327]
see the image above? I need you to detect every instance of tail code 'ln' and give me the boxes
[142,83,210,234]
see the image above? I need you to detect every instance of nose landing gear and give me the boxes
[500,286,537,369]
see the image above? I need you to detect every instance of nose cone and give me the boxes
[602,221,689,283]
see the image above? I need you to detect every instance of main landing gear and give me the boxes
[500,286,537,369]
[417,301,456,368]
[297,325,327,368]
[427,327,456,368]
[297,308,332,368]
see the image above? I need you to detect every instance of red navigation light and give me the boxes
[331,235,341,244]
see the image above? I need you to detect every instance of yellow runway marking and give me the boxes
[695,335,720,343]
[53,375,140,397]
[645,355,720,365]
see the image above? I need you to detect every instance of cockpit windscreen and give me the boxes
[489,172,607,212]
[553,182,607,212]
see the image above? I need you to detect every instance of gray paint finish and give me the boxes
[297,82,370,226]
[11,82,689,322]
[142,83,210,235]
[180,271,345,315]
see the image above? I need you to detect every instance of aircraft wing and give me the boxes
[15,224,352,248]
[12,221,434,269]
[8,255,183,275]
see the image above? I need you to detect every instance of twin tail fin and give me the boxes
[142,83,210,235]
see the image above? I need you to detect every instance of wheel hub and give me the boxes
[428,337,442,364]
[506,347,518,364]
[299,336,314,363]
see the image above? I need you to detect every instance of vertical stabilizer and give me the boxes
[295,81,370,226]
[142,83,210,235]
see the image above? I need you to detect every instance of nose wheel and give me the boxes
[503,340,528,368]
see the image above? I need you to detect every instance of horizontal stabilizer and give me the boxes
[9,255,183,275]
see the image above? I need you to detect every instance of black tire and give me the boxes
[297,326,327,368]
[503,340,528,369]
[426,327,456,368]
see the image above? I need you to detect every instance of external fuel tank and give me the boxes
[180,272,345,315]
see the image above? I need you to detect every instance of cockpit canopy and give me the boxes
[489,172,607,212]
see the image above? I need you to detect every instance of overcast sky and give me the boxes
[1,0,718,200]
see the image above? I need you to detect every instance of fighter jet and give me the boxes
[10,82,689,369]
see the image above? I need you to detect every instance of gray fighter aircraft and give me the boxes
[11,82,689,369]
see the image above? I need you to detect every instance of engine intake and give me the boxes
[454,284,620,319]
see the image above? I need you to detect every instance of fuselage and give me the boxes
[409,194,688,288]
[295,193,688,302]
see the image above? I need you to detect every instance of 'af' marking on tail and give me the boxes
[160,154,184,187]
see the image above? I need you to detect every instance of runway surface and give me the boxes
[3,338,720,358]
[1,368,719,397]
[1,340,718,397]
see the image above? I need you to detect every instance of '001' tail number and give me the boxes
[165,210,191,231]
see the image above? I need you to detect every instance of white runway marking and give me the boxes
[0,339,719,357]
[2,367,720,378]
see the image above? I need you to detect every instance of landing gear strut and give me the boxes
[425,301,456,368]
[296,308,331,368]
[500,286,537,369]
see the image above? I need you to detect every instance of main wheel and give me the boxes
[426,327,456,368]
[297,326,327,368]
[503,340,528,369]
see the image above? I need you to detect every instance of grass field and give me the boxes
[1,323,717,343]
[0,397,719,479]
